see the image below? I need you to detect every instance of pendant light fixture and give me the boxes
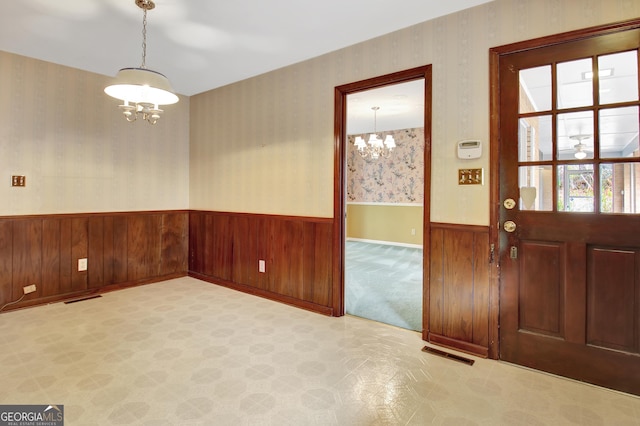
[104,0,178,124]
[353,107,396,160]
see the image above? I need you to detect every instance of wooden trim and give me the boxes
[490,18,640,56]
[188,210,332,224]
[334,65,433,329]
[189,271,334,317]
[430,222,489,233]
[429,333,489,358]
[1,272,187,313]
[0,210,191,220]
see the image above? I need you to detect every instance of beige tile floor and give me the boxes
[0,277,639,425]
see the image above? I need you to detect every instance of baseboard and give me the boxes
[346,238,423,249]
[0,272,188,314]
[188,271,334,317]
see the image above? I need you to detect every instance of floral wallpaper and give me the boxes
[347,127,424,204]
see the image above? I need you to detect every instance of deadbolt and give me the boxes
[503,198,516,209]
[503,220,517,233]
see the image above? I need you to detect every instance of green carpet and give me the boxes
[345,240,423,331]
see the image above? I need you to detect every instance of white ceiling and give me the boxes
[347,80,425,135]
[0,0,492,96]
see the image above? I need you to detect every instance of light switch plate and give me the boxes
[11,175,26,187]
[458,168,483,185]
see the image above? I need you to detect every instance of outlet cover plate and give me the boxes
[78,258,88,272]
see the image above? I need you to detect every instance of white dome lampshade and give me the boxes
[104,0,178,124]
[104,67,179,106]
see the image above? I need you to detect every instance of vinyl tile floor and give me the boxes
[1,277,639,425]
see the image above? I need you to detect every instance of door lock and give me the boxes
[503,220,517,233]
[503,198,516,209]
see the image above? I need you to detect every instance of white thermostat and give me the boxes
[457,140,482,159]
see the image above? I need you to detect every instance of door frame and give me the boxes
[489,18,640,360]
[333,65,432,338]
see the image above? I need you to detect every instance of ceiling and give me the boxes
[0,0,492,97]
[347,80,425,135]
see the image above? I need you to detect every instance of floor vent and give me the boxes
[422,346,475,366]
[64,295,102,304]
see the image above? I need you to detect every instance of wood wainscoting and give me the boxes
[0,211,188,311]
[428,222,491,357]
[188,211,334,316]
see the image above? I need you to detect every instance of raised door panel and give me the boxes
[587,247,639,354]
[518,241,565,338]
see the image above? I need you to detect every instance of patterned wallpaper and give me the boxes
[347,128,424,204]
[0,52,190,216]
[3,0,638,222]
[190,0,640,223]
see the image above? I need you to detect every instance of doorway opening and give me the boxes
[333,66,432,335]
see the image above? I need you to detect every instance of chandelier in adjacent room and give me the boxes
[354,107,396,160]
[104,0,178,124]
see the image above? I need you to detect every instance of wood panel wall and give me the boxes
[0,211,188,311]
[429,223,491,357]
[189,211,334,315]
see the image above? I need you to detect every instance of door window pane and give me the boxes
[557,58,594,109]
[599,106,639,159]
[557,164,595,212]
[519,116,552,161]
[598,50,639,104]
[519,165,553,211]
[519,66,551,113]
[557,111,594,160]
[601,163,640,213]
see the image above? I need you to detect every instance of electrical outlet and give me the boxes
[78,258,88,272]
[258,259,266,273]
[411,228,416,236]
[23,284,36,294]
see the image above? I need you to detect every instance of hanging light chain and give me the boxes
[141,6,147,68]
[135,0,155,68]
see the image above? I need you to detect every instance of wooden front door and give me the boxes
[494,21,640,395]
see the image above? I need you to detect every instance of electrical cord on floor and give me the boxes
[0,294,26,313]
